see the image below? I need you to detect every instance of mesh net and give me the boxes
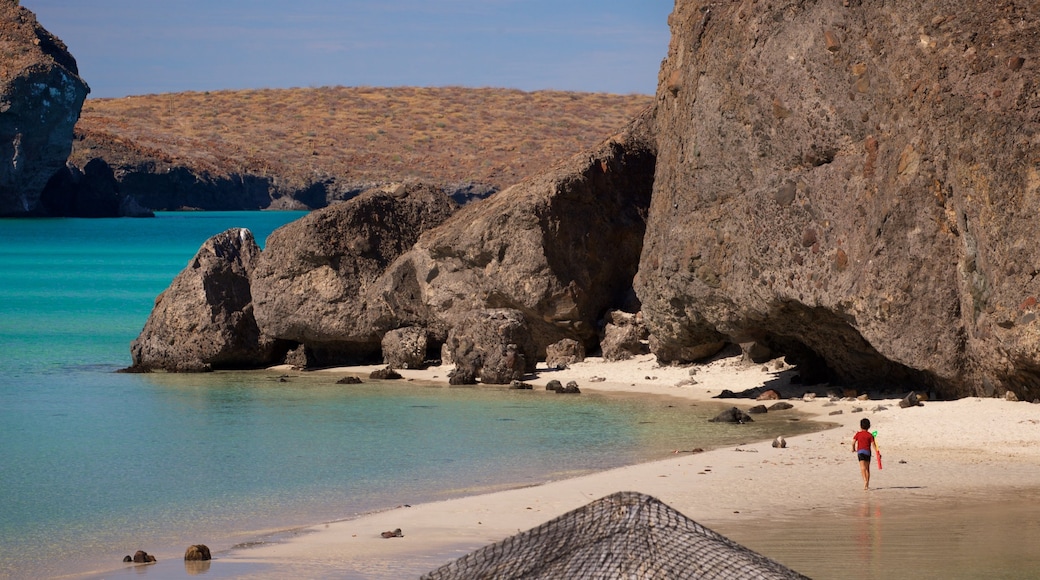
[422,491,810,580]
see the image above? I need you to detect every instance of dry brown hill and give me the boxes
[71,86,652,209]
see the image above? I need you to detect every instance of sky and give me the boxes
[22,1,674,99]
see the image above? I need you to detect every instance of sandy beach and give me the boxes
[209,353,1040,578]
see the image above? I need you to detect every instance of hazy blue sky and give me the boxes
[23,1,673,99]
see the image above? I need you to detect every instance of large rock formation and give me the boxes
[129,228,280,371]
[131,112,656,372]
[443,309,537,384]
[371,108,657,355]
[250,183,458,366]
[636,0,1040,398]
[0,2,89,216]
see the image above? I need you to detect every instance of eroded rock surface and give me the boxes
[443,309,537,384]
[372,108,657,356]
[0,2,89,216]
[129,228,277,371]
[250,183,457,366]
[637,0,1040,399]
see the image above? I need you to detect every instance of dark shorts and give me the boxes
[857,450,871,462]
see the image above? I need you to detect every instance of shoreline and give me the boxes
[211,354,1040,578]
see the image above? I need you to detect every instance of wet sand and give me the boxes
[105,354,1040,579]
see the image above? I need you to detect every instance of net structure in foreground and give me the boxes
[422,491,810,580]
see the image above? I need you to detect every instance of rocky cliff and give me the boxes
[131,0,1040,401]
[71,87,652,211]
[372,107,656,355]
[636,0,1040,399]
[0,1,89,216]
[129,112,656,372]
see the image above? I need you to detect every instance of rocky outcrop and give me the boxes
[636,0,1040,399]
[382,326,429,369]
[443,309,537,384]
[0,2,89,216]
[39,158,153,217]
[370,107,657,356]
[129,228,280,371]
[545,338,585,368]
[599,310,649,361]
[131,111,657,372]
[250,183,457,367]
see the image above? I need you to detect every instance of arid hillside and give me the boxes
[71,86,652,209]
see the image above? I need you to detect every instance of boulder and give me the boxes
[545,338,585,368]
[546,380,563,392]
[369,109,657,356]
[369,366,402,380]
[131,550,156,564]
[768,402,795,411]
[448,366,478,385]
[0,3,89,216]
[709,407,753,424]
[443,309,536,384]
[336,376,363,384]
[183,545,211,561]
[741,342,773,365]
[899,391,922,408]
[635,0,1040,400]
[250,183,457,367]
[772,436,787,448]
[756,389,781,401]
[129,228,280,371]
[747,405,768,414]
[599,310,649,361]
[382,326,428,369]
[557,381,581,394]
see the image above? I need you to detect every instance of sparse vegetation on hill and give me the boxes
[72,86,652,196]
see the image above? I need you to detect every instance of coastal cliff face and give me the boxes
[71,87,652,211]
[249,183,459,366]
[373,108,656,355]
[0,1,89,216]
[130,0,1040,401]
[636,0,1040,398]
[130,228,279,371]
[129,113,655,372]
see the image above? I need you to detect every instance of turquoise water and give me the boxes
[0,213,821,580]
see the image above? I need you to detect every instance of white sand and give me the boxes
[221,354,1040,578]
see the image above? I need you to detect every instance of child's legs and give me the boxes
[859,459,871,487]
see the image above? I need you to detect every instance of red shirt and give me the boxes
[853,430,874,452]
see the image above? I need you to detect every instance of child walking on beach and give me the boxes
[852,418,880,490]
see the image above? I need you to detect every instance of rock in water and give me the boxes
[184,545,211,561]
[129,228,277,371]
[709,407,753,424]
[0,3,90,216]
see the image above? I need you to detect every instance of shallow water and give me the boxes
[716,490,1040,579]
[0,213,826,580]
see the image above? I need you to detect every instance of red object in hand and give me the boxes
[877,452,883,470]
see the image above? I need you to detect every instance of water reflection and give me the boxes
[722,491,1040,579]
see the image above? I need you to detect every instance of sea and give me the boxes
[0,212,828,580]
